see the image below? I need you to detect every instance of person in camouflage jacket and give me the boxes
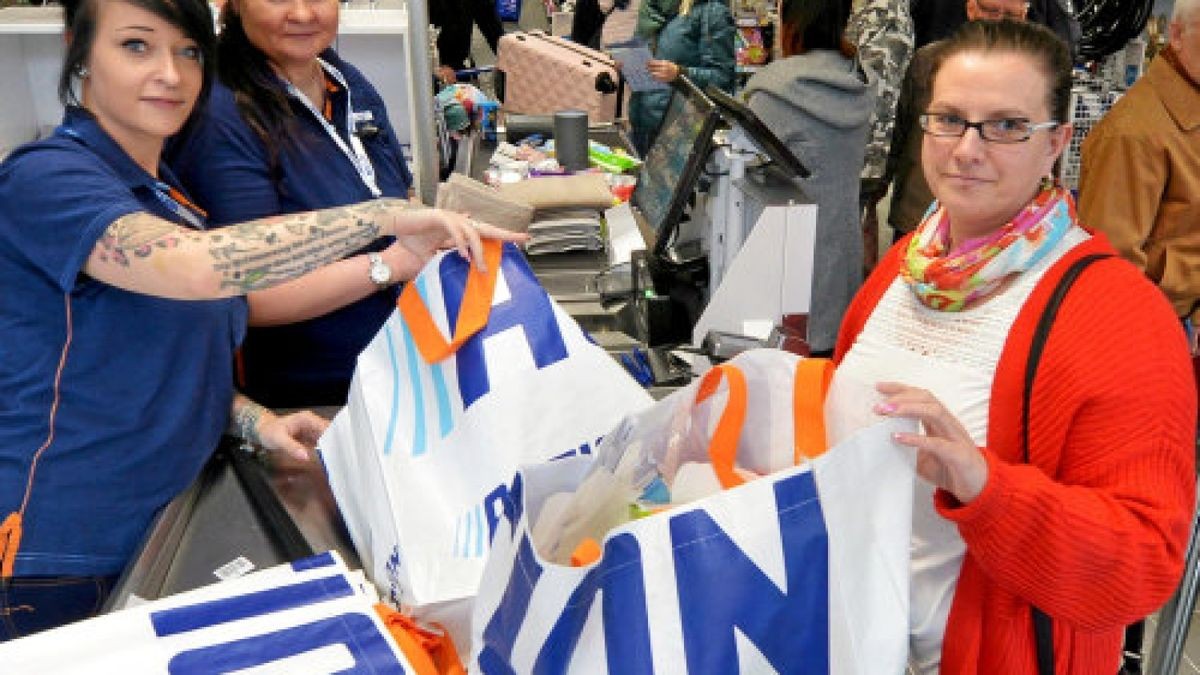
[846,0,914,271]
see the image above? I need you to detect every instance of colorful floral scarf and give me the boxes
[901,186,1075,311]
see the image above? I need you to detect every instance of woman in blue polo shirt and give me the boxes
[167,0,424,407]
[0,0,516,639]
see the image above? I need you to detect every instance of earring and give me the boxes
[75,64,90,78]
[1039,174,1055,191]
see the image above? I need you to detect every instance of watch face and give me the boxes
[369,255,391,285]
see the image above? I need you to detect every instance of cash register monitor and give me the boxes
[631,77,721,258]
[704,85,811,180]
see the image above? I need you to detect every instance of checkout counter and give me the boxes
[106,434,357,609]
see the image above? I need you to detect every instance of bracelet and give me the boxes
[234,401,266,452]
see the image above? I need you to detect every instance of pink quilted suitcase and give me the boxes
[496,31,623,122]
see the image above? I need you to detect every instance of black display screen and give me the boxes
[705,85,811,180]
[631,77,720,257]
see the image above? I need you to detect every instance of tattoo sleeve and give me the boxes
[100,199,411,296]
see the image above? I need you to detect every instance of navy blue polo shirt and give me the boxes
[168,49,413,407]
[0,107,247,577]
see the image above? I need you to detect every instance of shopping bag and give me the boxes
[527,349,834,565]
[0,552,425,674]
[471,349,916,674]
[319,240,653,613]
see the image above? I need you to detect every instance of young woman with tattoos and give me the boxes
[0,0,520,638]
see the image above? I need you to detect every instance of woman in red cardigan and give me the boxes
[828,20,1196,674]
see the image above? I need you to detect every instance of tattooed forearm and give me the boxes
[98,213,188,267]
[93,199,414,299]
[211,217,383,293]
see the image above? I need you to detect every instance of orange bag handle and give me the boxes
[700,357,834,490]
[695,363,750,490]
[374,604,466,675]
[793,358,833,462]
[397,239,505,364]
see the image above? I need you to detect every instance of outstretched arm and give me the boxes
[84,200,521,300]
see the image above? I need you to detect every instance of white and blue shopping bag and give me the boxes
[471,350,916,674]
[0,552,421,673]
[319,241,653,614]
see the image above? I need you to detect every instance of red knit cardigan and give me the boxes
[834,232,1197,674]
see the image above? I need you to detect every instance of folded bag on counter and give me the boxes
[318,240,653,613]
[471,349,917,674]
[0,552,430,674]
[496,173,615,211]
[435,174,535,234]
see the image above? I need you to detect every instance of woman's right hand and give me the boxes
[873,382,989,504]
[379,201,528,273]
[646,59,682,83]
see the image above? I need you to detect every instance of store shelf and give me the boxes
[0,6,62,34]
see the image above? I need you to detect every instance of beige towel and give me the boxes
[496,174,615,211]
[435,174,535,233]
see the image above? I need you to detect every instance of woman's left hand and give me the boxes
[647,59,682,83]
[257,409,329,462]
[873,382,989,503]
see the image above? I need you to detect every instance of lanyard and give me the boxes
[284,58,382,198]
[152,183,208,230]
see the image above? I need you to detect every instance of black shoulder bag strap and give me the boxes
[1022,252,1111,675]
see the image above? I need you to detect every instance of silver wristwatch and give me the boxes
[367,252,392,288]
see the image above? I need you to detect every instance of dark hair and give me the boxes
[777,0,856,59]
[217,1,296,171]
[58,0,217,112]
[929,19,1072,123]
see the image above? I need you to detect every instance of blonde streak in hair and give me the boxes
[679,0,694,16]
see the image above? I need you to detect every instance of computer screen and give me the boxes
[631,77,721,257]
[704,86,811,180]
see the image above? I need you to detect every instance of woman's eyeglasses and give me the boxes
[919,112,1059,144]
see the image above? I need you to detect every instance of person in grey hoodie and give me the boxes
[743,0,874,354]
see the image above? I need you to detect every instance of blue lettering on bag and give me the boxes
[549,438,601,462]
[478,537,544,674]
[478,472,828,673]
[459,445,597,559]
[151,576,355,637]
[440,245,569,410]
[532,533,653,674]
[167,614,406,674]
[452,502,489,559]
[477,534,652,675]
[671,473,829,674]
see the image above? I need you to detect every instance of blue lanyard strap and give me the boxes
[284,58,382,198]
[152,182,207,230]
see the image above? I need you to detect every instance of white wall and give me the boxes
[0,6,414,163]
